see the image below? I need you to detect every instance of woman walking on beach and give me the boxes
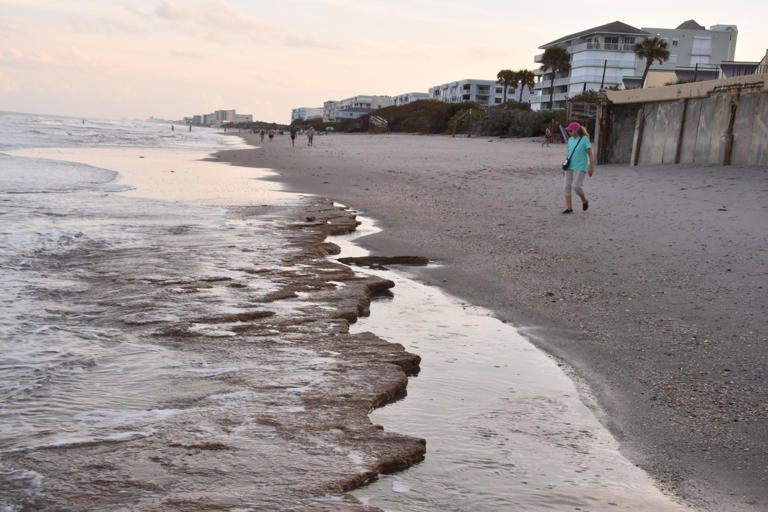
[307,126,315,147]
[562,121,593,214]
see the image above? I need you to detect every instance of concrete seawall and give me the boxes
[597,74,768,166]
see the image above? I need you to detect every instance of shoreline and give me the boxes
[216,132,768,512]
[2,144,427,511]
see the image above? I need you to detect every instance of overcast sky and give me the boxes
[1,0,765,123]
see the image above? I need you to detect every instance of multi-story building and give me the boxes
[640,21,737,73]
[337,95,392,111]
[393,92,431,106]
[203,113,216,125]
[322,95,392,122]
[322,101,338,123]
[235,114,253,123]
[532,21,648,111]
[532,20,739,110]
[291,107,323,123]
[429,79,531,106]
[214,110,236,123]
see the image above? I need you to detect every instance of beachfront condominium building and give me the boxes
[323,95,393,122]
[393,92,431,106]
[532,21,648,111]
[291,107,323,123]
[214,110,236,123]
[323,101,338,122]
[337,95,393,111]
[532,20,739,110]
[428,79,531,106]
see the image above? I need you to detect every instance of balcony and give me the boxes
[534,53,543,63]
[535,79,552,89]
[553,77,571,86]
[571,42,636,53]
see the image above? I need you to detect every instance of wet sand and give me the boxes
[217,132,768,512]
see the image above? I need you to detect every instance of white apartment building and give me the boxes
[337,95,393,111]
[291,107,323,123]
[323,101,338,122]
[429,79,531,106]
[532,20,739,110]
[322,95,392,122]
[214,109,236,123]
[393,92,431,106]
[532,21,648,111]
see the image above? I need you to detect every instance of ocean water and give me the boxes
[0,113,352,510]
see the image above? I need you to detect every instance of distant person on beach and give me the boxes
[259,129,265,142]
[289,127,297,147]
[561,121,593,214]
[307,127,315,147]
[268,129,275,142]
[171,124,174,131]
[542,126,551,147]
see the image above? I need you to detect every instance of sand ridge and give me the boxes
[217,131,768,512]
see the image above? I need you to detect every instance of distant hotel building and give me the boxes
[393,92,431,106]
[291,107,323,123]
[428,79,531,106]
[320,95,393,122]
[532,20,738,110]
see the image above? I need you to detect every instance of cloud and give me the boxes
[155,0,192,20]
[283,36,341,50]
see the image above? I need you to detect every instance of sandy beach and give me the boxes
[217,132,768,511]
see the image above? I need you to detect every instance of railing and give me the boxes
[571,42,636,53]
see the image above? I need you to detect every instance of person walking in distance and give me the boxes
[307,126,315,147]
[542,126,551,147]
[561,121,593,214]
[259,129,265,143]
[289,126,298,148]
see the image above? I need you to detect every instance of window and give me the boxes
[495,98,502,103]
[496,87,502,93]
[672,39,679,47]
[604,36,619,49]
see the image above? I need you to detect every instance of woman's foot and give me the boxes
[562,209,573,214]
[582,200,589,211]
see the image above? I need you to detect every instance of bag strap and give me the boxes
[566,136,584,161]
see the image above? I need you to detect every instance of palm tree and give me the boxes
[516,69,536,102]
[540,46,571,110]
[634,36,670,87]
[496,69,517,105]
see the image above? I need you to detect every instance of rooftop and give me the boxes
[540,21,648,48]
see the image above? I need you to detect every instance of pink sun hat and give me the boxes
[566,122,581,131]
